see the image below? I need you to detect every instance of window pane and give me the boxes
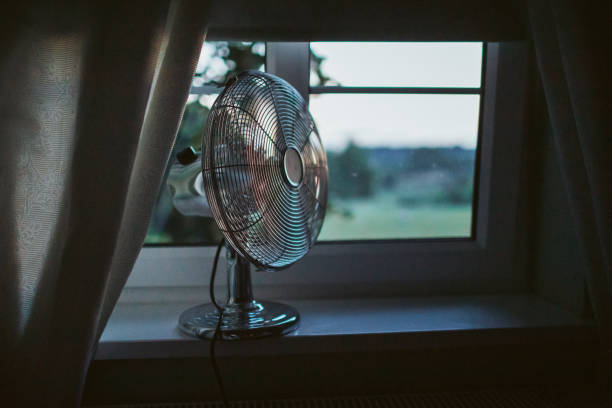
[310,42,482,88]
[146,42,265,244]
[309,93,479,241]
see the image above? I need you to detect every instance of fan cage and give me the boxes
[202,70,328,270]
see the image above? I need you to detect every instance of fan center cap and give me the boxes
[283,148,304,187]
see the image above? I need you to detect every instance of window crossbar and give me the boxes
[309,86,481,95]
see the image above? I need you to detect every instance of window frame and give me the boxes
[284,41,483,243]
[124,41,530,301]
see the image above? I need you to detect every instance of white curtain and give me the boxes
[528,0,612,378]
[0,1,207,406]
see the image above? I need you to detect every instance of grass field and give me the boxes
[145,192,473,244]
[319,192,472,241]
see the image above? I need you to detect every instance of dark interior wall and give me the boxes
[205,0,527,41]
[84,340,596,405]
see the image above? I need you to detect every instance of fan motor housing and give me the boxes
[283,147,304,187]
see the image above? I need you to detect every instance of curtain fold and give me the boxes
[0,1,207,406]
[97,0,209,341]
[528,0,612,373]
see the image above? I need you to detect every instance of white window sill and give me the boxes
[96,294,594,360]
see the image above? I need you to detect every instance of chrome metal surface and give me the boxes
[202,70,328,270]
[283,147,304,187]
[178,300,299,340]
[175,71,326,339]
[167,154,212,217]
[178,246,299,340]
[225,249,253,305]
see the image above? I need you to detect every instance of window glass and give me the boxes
[145,41,482,245]
[310,93,479,240]
[310,42,482,88]
[145,42,264,244]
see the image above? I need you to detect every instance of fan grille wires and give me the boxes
[202,71,328,270]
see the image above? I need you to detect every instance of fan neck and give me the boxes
[226,247,254,306]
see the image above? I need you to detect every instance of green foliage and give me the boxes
[405,147,474,176]
[146,42,266,245]
[440,179,474,204]
[310,49,339,86]
[177,101,210,150]
[328,145,476,206]
[195,42,265,86]
[328,141,374,199]
[404,147,475,205]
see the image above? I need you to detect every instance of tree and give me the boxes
[328,141,374,199]
[147,42,266,244]
[195,42,265,86]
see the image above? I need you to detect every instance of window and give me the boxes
[146,42,484,244]
[309,42,482,87]
[309,42,483,241]
[128,41,529,300]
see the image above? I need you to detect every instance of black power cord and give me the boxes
[209,238,230,408]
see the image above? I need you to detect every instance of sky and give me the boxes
[192,42,483,152]
[310,93,480,152]
[308,42,483,151]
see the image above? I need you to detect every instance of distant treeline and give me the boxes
[327,143,476,205]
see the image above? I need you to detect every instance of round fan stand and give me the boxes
[178,246,300,340]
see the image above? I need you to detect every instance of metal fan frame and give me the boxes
[178,70,327,340]
[201,70,327,271]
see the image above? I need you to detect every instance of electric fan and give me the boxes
[169,70,328,340]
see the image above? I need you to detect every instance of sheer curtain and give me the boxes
[528,0,612,378]
[0,1,207,406]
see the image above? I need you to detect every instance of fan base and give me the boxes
[178,300,299,340]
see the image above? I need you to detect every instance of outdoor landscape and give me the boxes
[320,144,474,240]
[145,41,476,244]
